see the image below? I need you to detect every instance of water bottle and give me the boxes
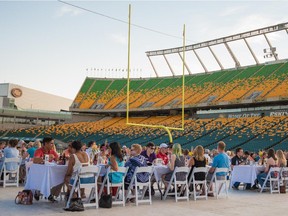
[44,154,49,164]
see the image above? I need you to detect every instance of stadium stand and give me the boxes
[70,61,288,111]
[2,115,288,152]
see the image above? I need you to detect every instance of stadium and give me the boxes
[1,22,287,152]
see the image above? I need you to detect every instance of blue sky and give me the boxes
[0,1,288,100]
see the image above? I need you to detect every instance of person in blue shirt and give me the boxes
[207,141,230,197]
[27,142,38,159]
[107,142,125,196]
[107,142,125,184]
[3,139,20,171]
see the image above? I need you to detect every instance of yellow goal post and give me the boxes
[126,4,186,143]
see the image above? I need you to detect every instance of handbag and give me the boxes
[99,194,112,208]
[280,181,286,194]
[64,198,84,212]
[15,190,33,205]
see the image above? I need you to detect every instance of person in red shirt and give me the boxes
[34,137,59,162]
[156,143,169,165]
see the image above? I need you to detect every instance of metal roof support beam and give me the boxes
[147,56,159,77]
[163,54,175,76]
[264,33,279,61]
[244,38,259,65]
[224,42,241,68]
[208,46,224,70]
[192,50,208,73]
[146,22,288,56]
[178,52,192,75]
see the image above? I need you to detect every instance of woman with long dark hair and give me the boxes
[108,142,124,184]
[257,148,277,187]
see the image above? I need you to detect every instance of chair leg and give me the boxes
[135,185,138,206]
[215,182,219,199]
[122,184,125,207]
[205,182,208,200]
[95,185,98,209]
[193,182,196,201]
[186,183,189,201]
[174,182,178,202]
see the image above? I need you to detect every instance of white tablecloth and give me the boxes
[231,165,265,185]
[25,164,68,197]
[153,165,170,182]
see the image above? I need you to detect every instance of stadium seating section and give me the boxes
[71,61,288,110]
[2,61,287,152]
[2,115,288,152]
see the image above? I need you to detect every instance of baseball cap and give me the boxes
[159,143,168,148]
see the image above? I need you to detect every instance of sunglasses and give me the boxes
[150,147,155,150]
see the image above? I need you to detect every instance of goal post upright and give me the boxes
[126,4,185,143]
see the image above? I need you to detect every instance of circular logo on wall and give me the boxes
[11,88,23,98]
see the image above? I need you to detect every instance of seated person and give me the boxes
[243,151,254,165]
[95,144,108,165]
[276,150,287,167]
[2,139,19,171]
[34,137,59,162]
[156,143,169,165]
[62,142,73,161]
[124,144,148,202]
[231,147,245,190]
[27,142,38,159]
[162,143,186,190]
[257,148,277,187]
[64,140,91,199]
[107,142,125,196]
[207,141,230,197]
[188,145,207,193]
[140,142,156,166]
[0,141,5,174]
[33,137,59,202]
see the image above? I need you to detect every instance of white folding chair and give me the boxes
[128,166,153,206]
[103,166,128,206]
[208,167,229,199]
[66,165,101,209]
[1,157,21,188]
[280,167,288,192]
[260,167,281,194]
[188,167,208,201]
[163,167,190,202]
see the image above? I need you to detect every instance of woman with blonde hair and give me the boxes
[276,150,287,167]
[162,143,186,186]
[188,145,206,193]
[188,145,206,169]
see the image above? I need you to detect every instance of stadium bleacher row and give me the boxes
[71,61,288,110]
[1,115,288,152]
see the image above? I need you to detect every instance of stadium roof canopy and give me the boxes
[145,22,288,76]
